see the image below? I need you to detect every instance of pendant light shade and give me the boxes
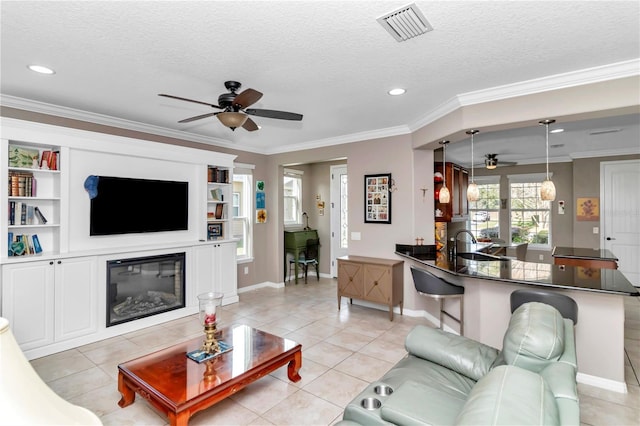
[539,119,556,201]
[466,129,480,202]
[438,140,450,204]
[217,111,248,129]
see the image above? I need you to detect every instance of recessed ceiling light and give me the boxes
[388,88,406,96]
[28,65,55,74]
[550,128,564,133]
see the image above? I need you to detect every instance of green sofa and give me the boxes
[338,302,579,425]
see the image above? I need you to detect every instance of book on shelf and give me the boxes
[8,203,49,225]
[215,203,224,219]
[8,172,36,197]
[34,206,48,224]
[8,233,43,256]
[207,167,229,184]
[210,188,223,201]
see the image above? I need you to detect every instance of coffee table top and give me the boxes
[118,324,300,406]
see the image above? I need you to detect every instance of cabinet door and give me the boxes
[460,168,469,218]
[337,261,363,298]
[1,261,54,349]
[215,242,238,305]
[363,264,392,304]
[193,245,215,302]
[54,257,98,341]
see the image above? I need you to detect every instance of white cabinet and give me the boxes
[1,256,98,349]
[193,242,238,306]
[1,261,55,350]
[54,257,98,341]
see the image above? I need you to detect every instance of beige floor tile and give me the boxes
[48,366,114,400]
[81,338,144,365]
[189,397,260,425]
[262,389,343,426]
[334,352,396,383]
[304,341,354,368]
[324,329,375,352]
[303,369,368,408]
[67,382,123,418]
[295,322,343,340]
[359,338,407,363]
[100,398,168,426]
[270,357,330,389]
[578,382,640,410]
[579,393,640,426]
[31,349,95,383]
[230,375,299,414]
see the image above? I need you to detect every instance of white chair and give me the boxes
[0,317,102,425]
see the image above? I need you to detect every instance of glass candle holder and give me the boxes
[197,292,223,354]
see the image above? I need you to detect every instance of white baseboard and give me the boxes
[577,372,628,393]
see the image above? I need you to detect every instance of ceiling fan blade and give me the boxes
[245,108,303,121]
[178,112,220,123]
[159,94,221,109]
[242,117,259,132]
[233,89,263,109]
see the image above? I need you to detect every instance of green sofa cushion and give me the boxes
[502,302,565,373]
[455,365,560,426]
[405,325,499,381]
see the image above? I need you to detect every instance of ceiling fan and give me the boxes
[480,154,518,169]
[159,81,303,131]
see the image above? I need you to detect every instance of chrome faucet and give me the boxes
[452,230,477,257]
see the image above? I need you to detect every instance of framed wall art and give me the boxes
[364,173,392,224]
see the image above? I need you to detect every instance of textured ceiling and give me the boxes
[1,1,639,156]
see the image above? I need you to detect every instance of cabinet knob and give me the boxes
[57,260,62,264]
[349,277,353,282]
[49,261,54,265]
[373,281,378,286]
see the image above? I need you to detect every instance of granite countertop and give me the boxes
[395,245,638,296]
[552,246,618,261]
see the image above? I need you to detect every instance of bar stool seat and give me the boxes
[410,266,464,334]
[510,289,578,324]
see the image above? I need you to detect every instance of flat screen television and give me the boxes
[90,176,188,236]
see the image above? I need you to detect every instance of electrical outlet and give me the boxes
[351,232,361,241]
[539,254,544,261]
[244,266,249,275]
[593,227,599,234]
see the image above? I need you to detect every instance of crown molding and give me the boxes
[571,146,640,159]
[0,94,270,155]
[410,59,640,132]
[266,124,412,155]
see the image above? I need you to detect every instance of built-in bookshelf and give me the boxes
[206,166,232,241]
[4,141,62,257]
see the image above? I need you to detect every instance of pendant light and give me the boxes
[539,119,556,201]
[466,129,480,201]
[438,140,451,203]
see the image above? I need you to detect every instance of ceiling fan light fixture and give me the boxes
[217,111,248,129]
[485,156,498,169]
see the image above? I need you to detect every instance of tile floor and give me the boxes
[30,278,640,425]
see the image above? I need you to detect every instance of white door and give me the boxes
[330,165,348,277]
[601,159,640,286]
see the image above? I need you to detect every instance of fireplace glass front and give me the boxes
[107,252,185,327]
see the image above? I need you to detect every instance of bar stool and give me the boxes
[510,289,578,324]
[410,266,464,334]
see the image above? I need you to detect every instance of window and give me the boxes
[233,164,254,260]
[509,174,551,247]
[468,178,500,241]
[283,169,303,227]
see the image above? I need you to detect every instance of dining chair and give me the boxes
[289,238,320,284]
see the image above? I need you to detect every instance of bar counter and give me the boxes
[395,243,638,392]
[395,244,638,296]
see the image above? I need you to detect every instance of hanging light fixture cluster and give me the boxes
[438,140,451,203]
[539,119,556,201]
[466,129,480,201]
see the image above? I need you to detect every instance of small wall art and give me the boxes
[577,197,599,221]
[364,173,392,224]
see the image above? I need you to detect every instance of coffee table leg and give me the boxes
[117,373,136,408]
[168,411,190,426]
[287,350,302,382]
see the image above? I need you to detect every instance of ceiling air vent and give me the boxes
[377,3,433,42]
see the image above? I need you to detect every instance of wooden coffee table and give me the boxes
[117,324,302,426]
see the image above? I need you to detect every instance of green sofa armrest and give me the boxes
[455,365,560,426]
[405,325,499,381]
[558,319,577,368]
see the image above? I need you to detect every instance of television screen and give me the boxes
[90,176,188,236]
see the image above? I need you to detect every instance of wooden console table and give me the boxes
[337,255,404,321]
